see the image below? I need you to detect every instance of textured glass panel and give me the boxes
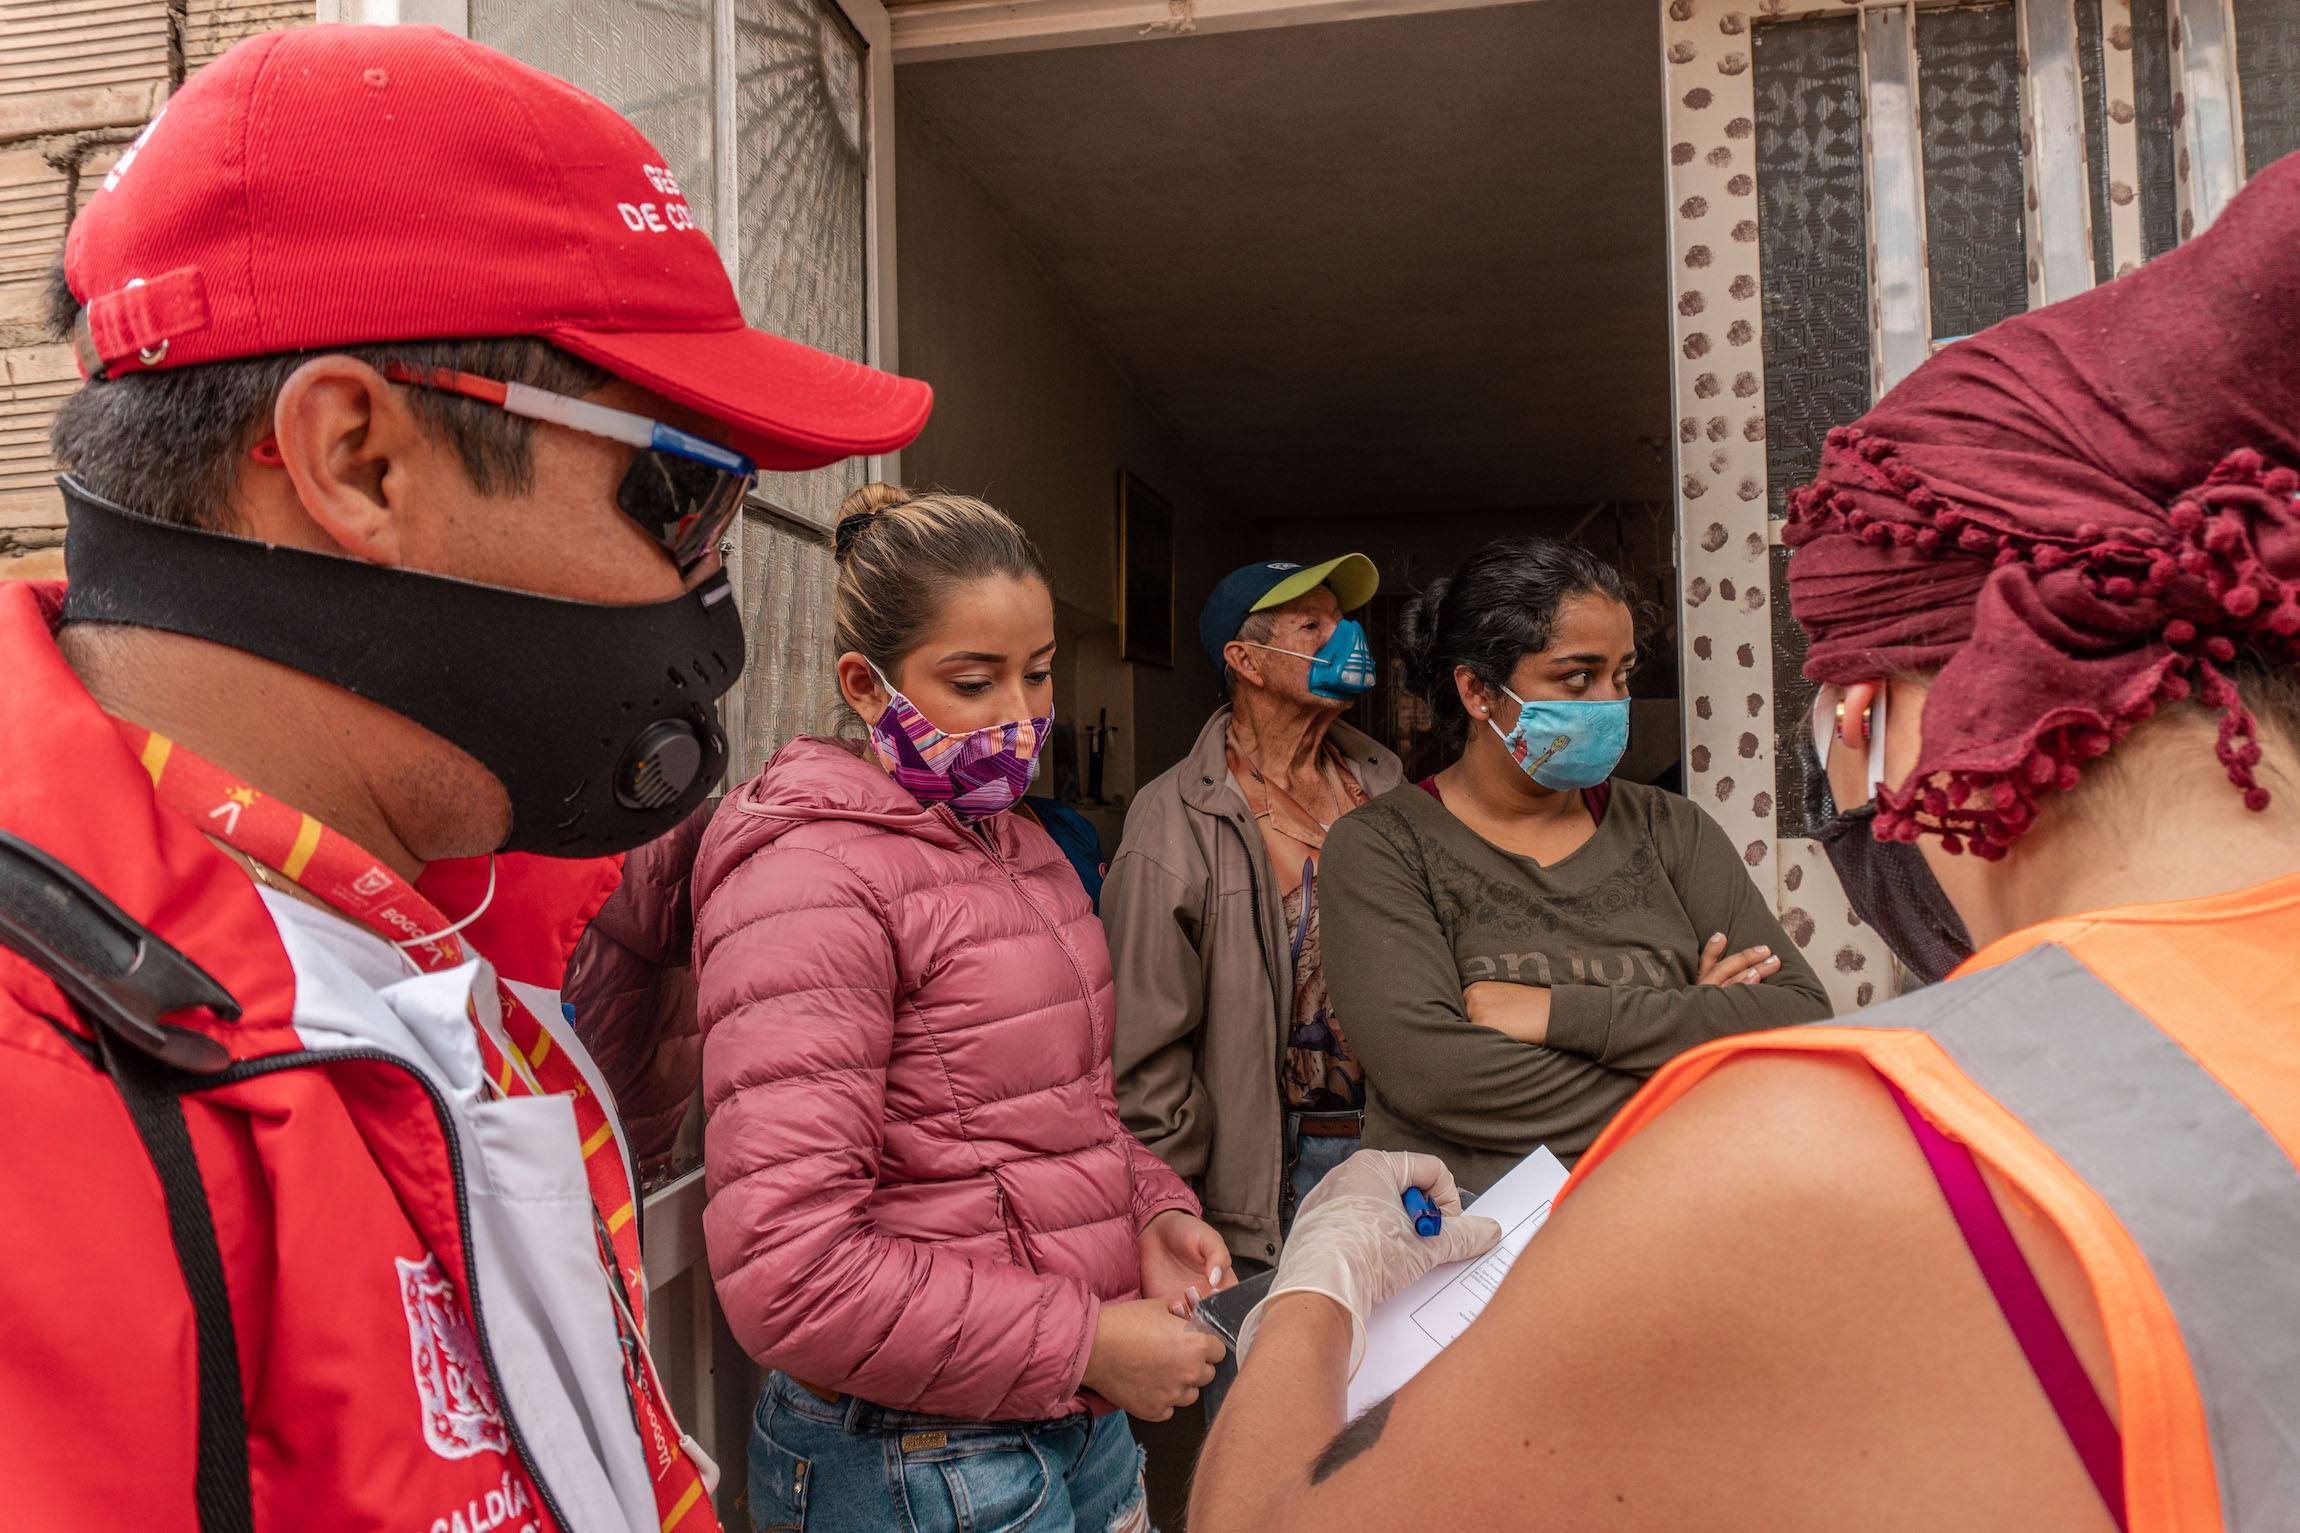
[1769,544,1821,836]
[2236,0,2300,175]
[738,513,844,759]
[735,0,870,518]
[731,0,872,767]
[2132,0,2181,259]
[470,0,716,242]
[1918,3,2028,340]
[1754,14,1864,830]
[1754,15,1867,526]
[2078,0,2115,283]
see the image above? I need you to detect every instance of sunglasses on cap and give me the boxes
[380,363,754,573]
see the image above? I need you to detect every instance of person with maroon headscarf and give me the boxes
[1187,154,2300,1533]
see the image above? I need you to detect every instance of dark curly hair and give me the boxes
[1397,536,1636,750]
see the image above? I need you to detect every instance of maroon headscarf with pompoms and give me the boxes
[1784,152,2300,859]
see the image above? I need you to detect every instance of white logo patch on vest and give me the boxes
[397,1254,510,1460]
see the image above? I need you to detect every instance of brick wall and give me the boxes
[0,0,314,579]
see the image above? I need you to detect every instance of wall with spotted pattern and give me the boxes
[1664,0,1900,1011]
[1660,0,2266,1011]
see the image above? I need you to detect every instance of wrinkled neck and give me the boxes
[1229,691,1339,782]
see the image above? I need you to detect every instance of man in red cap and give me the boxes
[0,24,926,1532]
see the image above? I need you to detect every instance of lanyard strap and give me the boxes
[122,721,717,1531]
[1884,1078,2127,1529]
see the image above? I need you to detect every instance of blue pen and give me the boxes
[1401,1186,1442,1237]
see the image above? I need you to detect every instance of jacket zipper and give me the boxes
[190,1047,578,1533]
[964,810,1140,1237]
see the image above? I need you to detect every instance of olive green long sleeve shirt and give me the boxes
[1320,778,1831,1194]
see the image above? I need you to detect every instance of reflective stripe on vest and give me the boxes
[1842,943,2300,1530]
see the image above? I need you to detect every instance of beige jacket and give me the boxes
[1104,706,1403,1264]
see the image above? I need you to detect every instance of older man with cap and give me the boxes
[0,24,927,1533]
[1107,555,1401,1275]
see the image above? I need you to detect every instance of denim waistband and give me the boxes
[766,1370,1094,1439]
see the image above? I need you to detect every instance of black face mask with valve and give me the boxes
[1799,735,1974,987]
[59,476,744,859]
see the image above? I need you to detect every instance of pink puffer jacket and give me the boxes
[694,737,1197,1421]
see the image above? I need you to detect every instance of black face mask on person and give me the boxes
[1798,693,1973,987]
[59,476,745,859]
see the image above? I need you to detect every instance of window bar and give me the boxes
[686,1264,718,1495]
[713,0,740,287]
[711,0,749,781]
[1860,5,1930,397]
[2170,0,2246,239]
[2095,0,2147,276]
[2021,0,2099,304]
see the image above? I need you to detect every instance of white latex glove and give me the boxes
[1238,1150,1503,1377]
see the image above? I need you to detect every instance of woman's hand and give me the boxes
[1235,1151,1501,1374]
[1695,932,1781,987]
[1083,1298,1227,1420]
[1462,980,1553,1044]
[1138,1209,1233,1304]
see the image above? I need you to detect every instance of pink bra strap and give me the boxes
[1882,1076,2128,1530]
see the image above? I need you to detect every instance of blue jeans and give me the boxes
[1288,1125,1362,1213]
[748,1371,1155,1533]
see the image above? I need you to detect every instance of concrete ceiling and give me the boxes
[896,0,1671,517]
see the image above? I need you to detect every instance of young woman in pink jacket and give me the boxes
[694,487,1232,1533]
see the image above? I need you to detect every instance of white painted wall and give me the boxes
[895,89,1257,804]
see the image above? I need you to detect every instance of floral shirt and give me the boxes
[1280,872,1365,1111]
[1224,734,1370,1113]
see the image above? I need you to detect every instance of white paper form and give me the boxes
[1344,1147,1569,1419]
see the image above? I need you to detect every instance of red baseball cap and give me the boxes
[63,24,930,470]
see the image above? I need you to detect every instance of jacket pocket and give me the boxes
[748,1427,811,1532]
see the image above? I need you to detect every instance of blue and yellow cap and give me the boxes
[1197,553,1381,679]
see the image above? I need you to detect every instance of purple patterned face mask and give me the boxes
[864,663,1052,822]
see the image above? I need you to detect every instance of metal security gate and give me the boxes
[1662,0,2298,1011]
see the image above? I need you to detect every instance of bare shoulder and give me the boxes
[1514,1051,1951,1312]
[1354,1051,2117,1531]
[1621,1048,1918,1183]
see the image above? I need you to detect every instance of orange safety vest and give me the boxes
[1558,871,2300,1532]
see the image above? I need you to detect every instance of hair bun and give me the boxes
[832,482,914,562]
[833,511,877,562]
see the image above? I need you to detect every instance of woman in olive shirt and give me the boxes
[1321,537,1828,1193]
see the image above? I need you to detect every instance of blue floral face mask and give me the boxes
[1489,686,1630,791]
[1244,618,1377,701]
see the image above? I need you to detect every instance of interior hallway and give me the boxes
[890,0,1679,814]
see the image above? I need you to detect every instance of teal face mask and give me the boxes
[1246,618,1377,701]
[1490,687,1630,790]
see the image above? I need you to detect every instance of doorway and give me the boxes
[888,0,1681,855]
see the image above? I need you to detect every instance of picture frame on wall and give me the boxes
[1118,470,1175,668]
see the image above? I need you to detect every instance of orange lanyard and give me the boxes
[123,722,718,1532]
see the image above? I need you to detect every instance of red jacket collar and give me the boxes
[0,582,618,1050]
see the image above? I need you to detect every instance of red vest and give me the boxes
[0,581,628,1531]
